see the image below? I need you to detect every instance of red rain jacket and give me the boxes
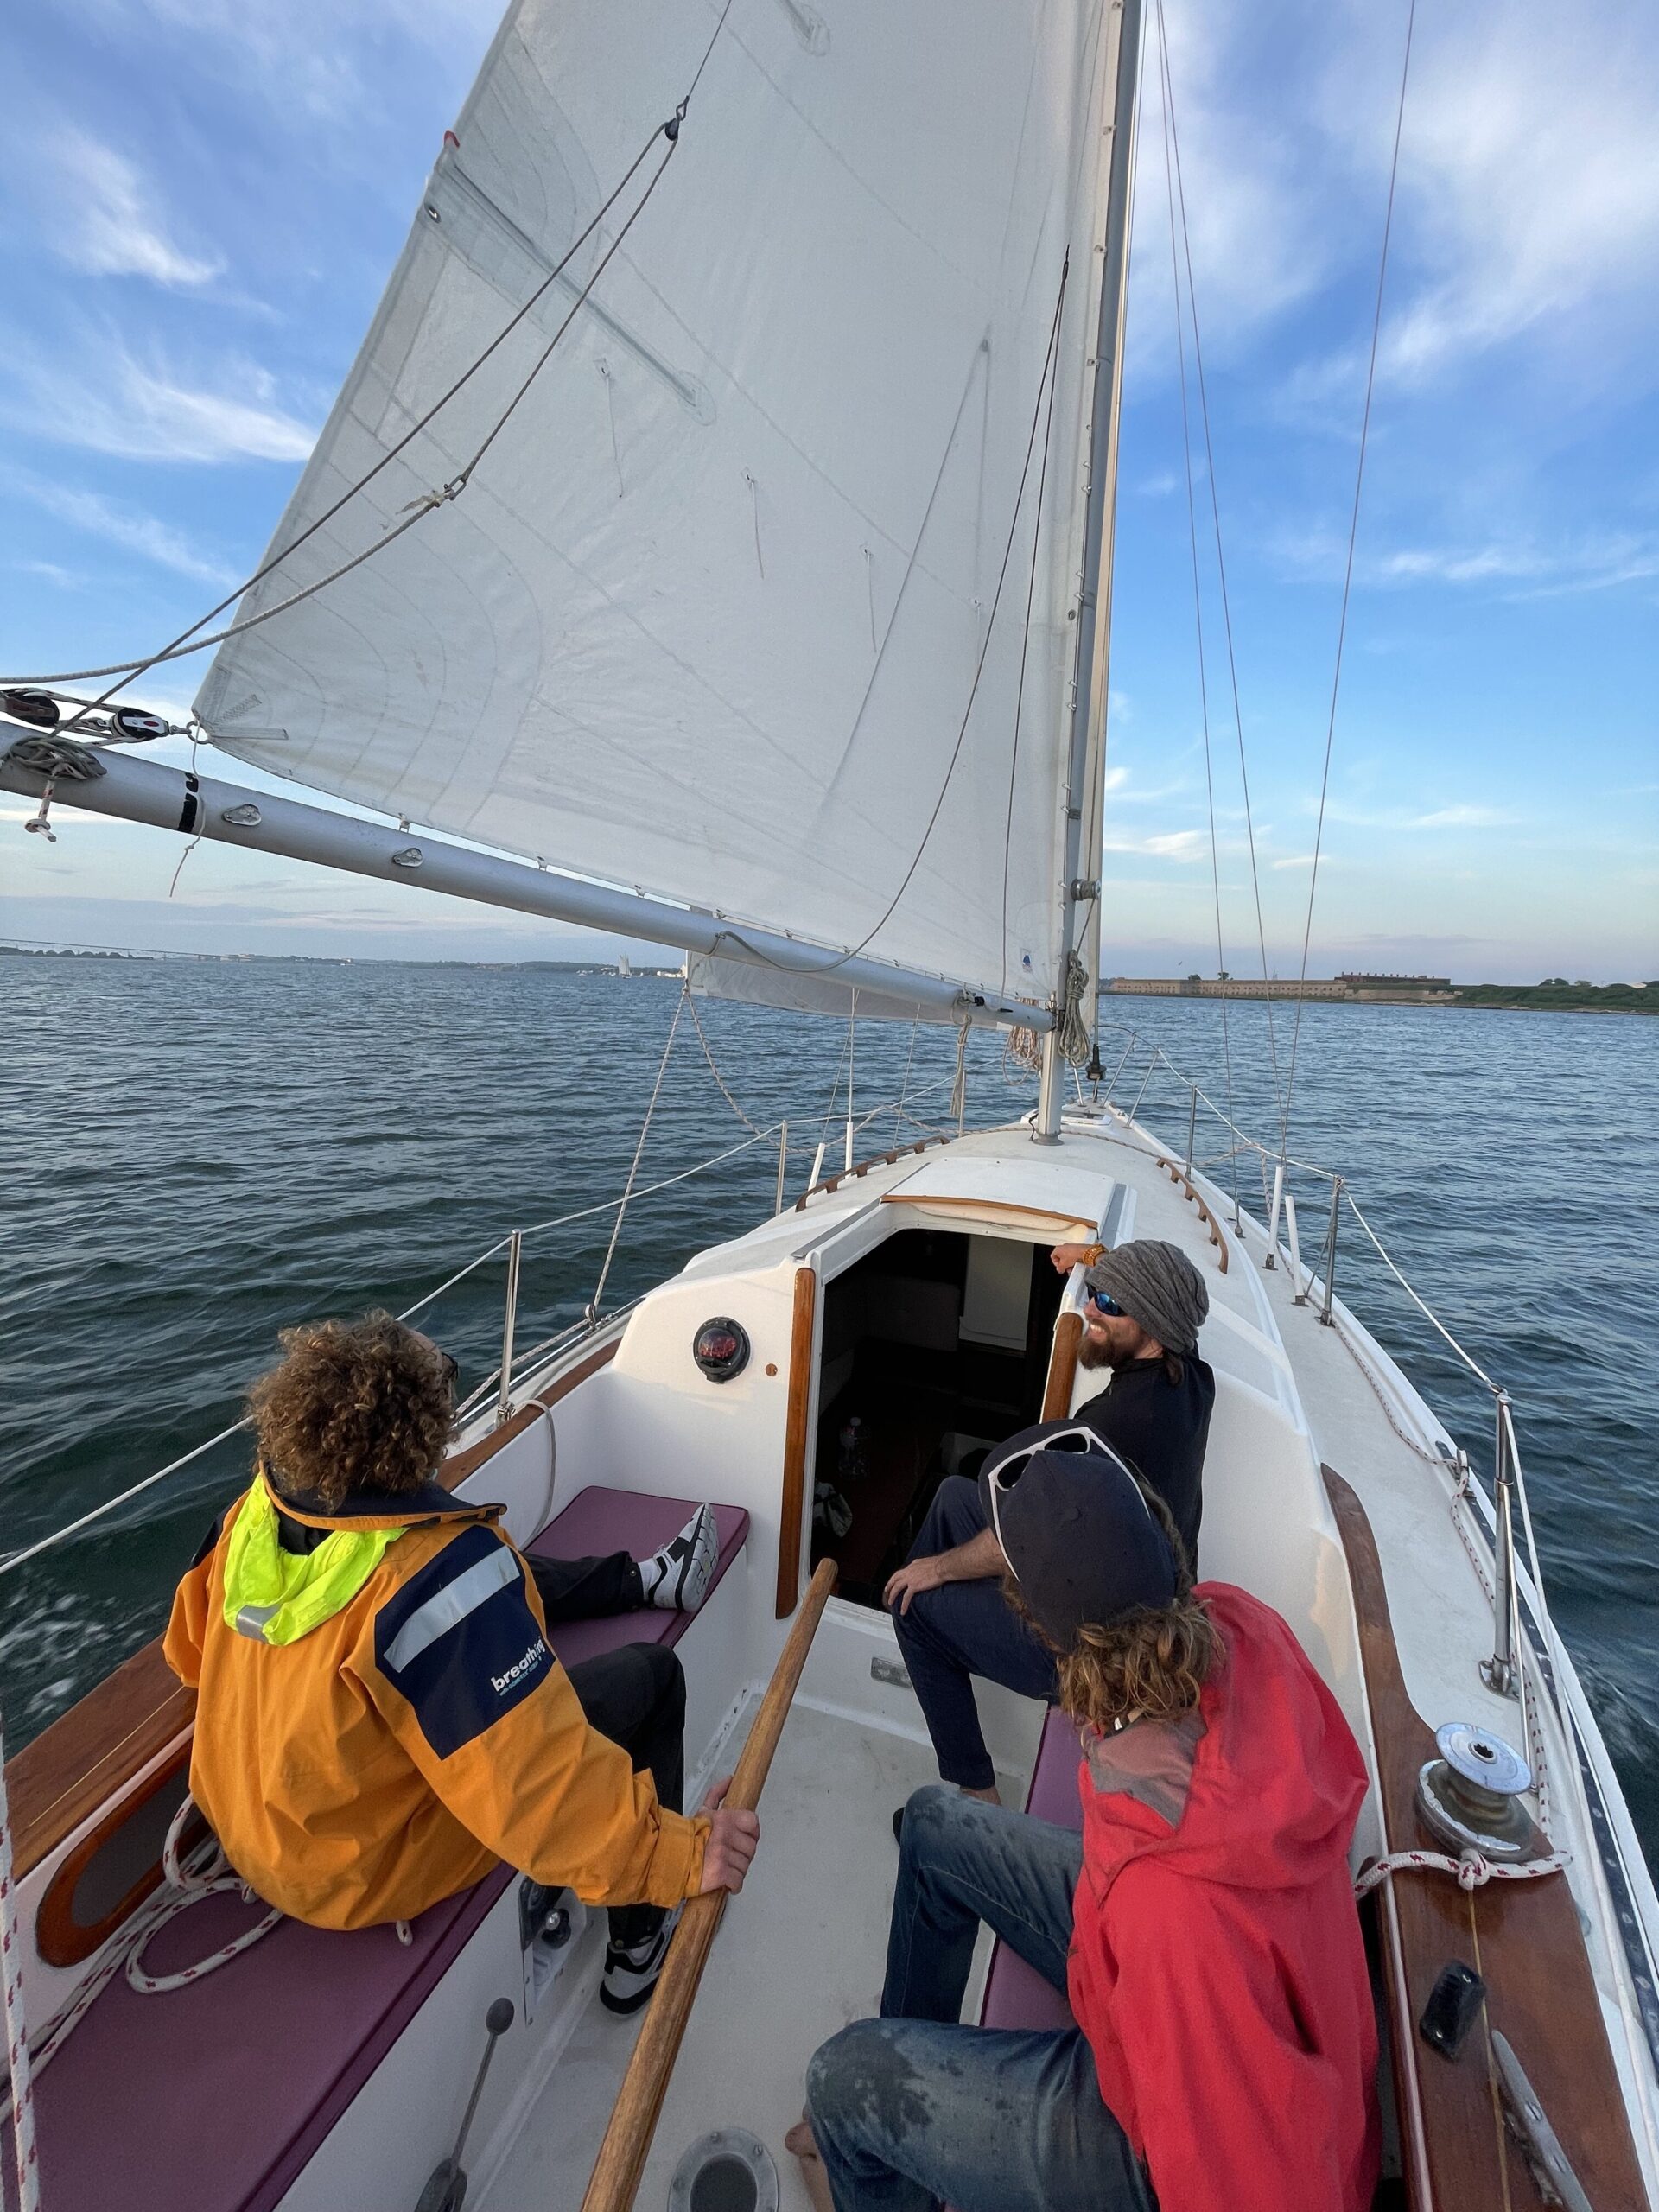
[1067,1584,1379,2212]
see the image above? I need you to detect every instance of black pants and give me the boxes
[563,1637,687,1947]
[530,1549,645,1621]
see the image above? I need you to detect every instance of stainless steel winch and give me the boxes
[1416,1721,1537,1861]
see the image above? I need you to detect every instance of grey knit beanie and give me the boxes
[1084,1238,1209,1356]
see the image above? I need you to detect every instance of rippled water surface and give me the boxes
[2,961,1655,1866]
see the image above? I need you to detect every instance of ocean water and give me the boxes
[2,959,1655,1868]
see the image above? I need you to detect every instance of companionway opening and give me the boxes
[811,1228,1065,1608]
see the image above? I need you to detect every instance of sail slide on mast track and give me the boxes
[181,0,1128,1027]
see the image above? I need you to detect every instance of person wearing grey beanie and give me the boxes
[884,1236,1215,1808]
[1051,1234,1216,1561]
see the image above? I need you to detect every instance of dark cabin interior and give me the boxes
[810,1227,1066,1607]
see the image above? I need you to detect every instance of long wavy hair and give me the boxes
[1009,1483,1221,1732]
[250,1312,454,1510]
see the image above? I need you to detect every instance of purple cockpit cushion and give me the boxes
[525,1488,748,1669]
[976,1707,1084,2036]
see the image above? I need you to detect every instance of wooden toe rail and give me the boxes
[1325,1466,1645,2212]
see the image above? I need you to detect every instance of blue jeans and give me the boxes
[806,1788,1154,2212]
[890,1477,1058,1789]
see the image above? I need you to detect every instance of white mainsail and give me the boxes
[196,0,1126,1014]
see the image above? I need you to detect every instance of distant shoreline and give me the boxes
[1102,982,1656,1015]
[2,946,1651,1012]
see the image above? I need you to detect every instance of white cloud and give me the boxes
[1409,804,1515,831]
[1319,799,1519,833]
[1271,523,1659,598]
[1103,826,1209,862]
[7,344,317,464]
[118,0,498,124]
[17,478,237,585]
[1128,7,1333,373]
[1279,0,1659,404]
[44,130,222,289]
[1381,4,1659,383]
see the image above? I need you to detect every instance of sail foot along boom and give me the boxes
[0,746,1046,1029]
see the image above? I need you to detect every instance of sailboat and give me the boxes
[3,2,1656,2209]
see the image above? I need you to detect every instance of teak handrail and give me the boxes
[1152,1155,1229,1272]
[774,1268,818,1618]
[1041,1309,1083,1420]
[581,1558,839,2212]
[793,1134,952,1210]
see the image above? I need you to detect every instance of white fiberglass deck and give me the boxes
[479,1638,1040,2212]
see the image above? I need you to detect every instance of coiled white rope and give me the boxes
[124,1798,283,1996]
[1355,1844,1567,1900]
[0,1796,284,2121]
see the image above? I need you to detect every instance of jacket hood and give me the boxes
[1079,1582,1369,1900]
[272,1478,504,1534]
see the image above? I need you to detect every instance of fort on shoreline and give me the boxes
[1103,974,1656,1014]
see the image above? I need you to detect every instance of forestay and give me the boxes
[198,0,1122,1011]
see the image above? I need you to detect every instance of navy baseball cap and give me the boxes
[977,1421,1177,1648]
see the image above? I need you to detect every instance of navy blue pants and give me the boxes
[889,1476,1058,1791]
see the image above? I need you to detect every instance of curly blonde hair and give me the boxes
[1008,1482,1221,1732]
[250,1312,454,1510]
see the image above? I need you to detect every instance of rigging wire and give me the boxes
[1154,0,1284,1132]
[1154,4,1240,1233]
[683,982,771,1138]
[1281,0,1419,1155]
[721,255,1071,991]
[3,0,744,709]
[893,1016,919,1144]
[22,139,681,722]
[588,983,687,1319]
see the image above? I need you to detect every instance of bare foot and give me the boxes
[785,2113,835,2212]
[963,1783,1002,1807]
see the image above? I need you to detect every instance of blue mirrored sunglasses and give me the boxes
[1087,1289,1124,1317]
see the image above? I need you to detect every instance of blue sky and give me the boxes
[1,0,1655,981]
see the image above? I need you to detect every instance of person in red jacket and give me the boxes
[793,1439,1379,2212]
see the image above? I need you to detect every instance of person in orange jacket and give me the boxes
[165,1311,758,2012]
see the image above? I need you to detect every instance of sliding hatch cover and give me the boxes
[880,1152,1113,1238]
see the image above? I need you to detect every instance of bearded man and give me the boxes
[884,1239,1214,1807]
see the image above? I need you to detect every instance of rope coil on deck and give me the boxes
[1355,1845,1569,1900]
[0,1794,290,2149]
[124,1797,284,1996]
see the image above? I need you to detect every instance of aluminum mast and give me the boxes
[1035,0,1144,1138]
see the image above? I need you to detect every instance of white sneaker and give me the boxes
[639,1505,719,1613]
[601,1908,681,2014]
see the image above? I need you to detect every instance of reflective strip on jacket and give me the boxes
[163,1477,709,1932]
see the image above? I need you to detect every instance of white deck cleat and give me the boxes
[639,1504,719,1613]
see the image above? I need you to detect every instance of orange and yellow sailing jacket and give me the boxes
[164,1477,708,1931]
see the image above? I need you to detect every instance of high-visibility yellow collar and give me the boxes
[223,1476,405,1645]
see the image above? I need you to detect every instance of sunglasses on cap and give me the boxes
[1087,1289,1124,1318]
